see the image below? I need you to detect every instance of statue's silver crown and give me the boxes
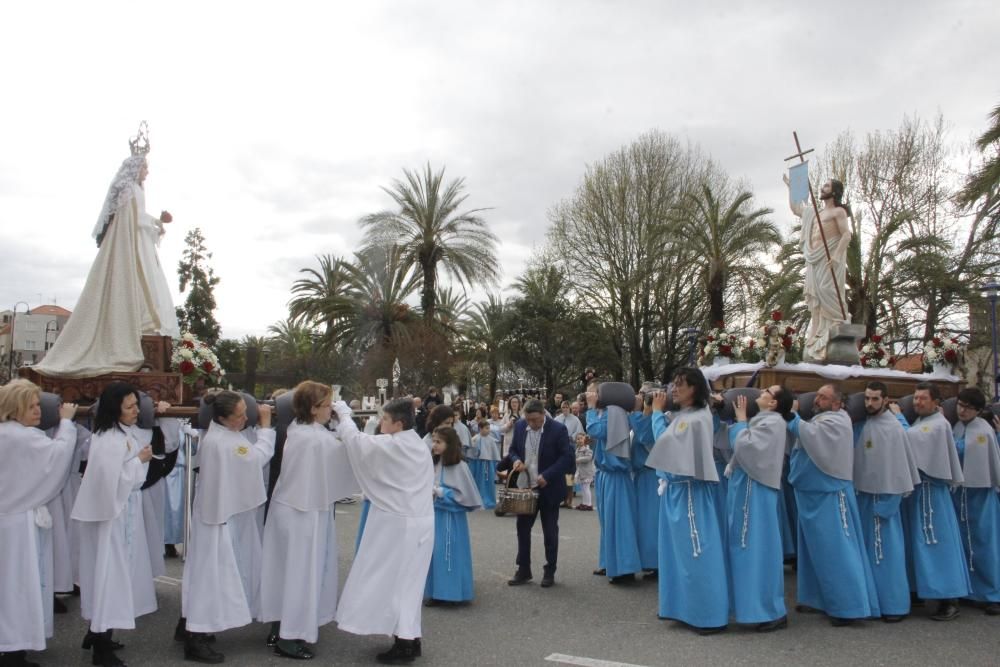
[129,121,151,156]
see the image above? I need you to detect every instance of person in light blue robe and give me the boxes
[586,392,641,583]
[647,368,729,634]
[725,387,792,631]
[787,384,880,625]
[163,426,188,547]
[851,381,922,622]
[951,387,1000,614]
[424,427,482,604]
[777,437,797,560]
[900,382,970,621]
[469,422,499,510]
[629,399,658,574]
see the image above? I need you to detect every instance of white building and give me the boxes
[0,304,72,379]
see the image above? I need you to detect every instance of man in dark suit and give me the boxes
[506,399,576,588]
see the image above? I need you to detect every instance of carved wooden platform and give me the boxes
[710,365,963,400]
[141,335,173,372]
[20,367,183,405]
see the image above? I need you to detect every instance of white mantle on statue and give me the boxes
[700,361,960,384]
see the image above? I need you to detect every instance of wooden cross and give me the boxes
[784,131,847,321]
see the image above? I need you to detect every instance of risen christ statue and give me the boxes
[785,176,852,363]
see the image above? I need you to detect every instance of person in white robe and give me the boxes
[333,398,435,664]
[0,380,77,666]
[35,125,178,379]
[177,391,274,664]
[260,381,358,660]
[72,383,157,667]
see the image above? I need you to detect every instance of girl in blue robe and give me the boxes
[586,407,641,581]
[646,369,729,634]
[424,427,482,604]
[470,421,499,510]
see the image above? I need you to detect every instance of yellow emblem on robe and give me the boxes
[865,439,873,449]
[677,421,688,433]
[977,434,988,445]
[236,445,249,457]
[920,426,930,433]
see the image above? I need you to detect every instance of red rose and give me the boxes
[888,356,897,365]
[950,338,959,344]
[771,310,782,322]
[871,334,882,343]
[944,349,958,363]
[782,336,793,350]
[876,349,885,358]
[932,337,942,347]
[179,360,195,375]
[706,335,715,342]
[183,340,196,349]
[201,361,214,373]
[748,340,756,349]
[785,326,795,335]
[720,345,732,356]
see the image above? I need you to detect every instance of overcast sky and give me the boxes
[1,1,998,339]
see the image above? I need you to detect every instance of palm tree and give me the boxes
[430,285,472,337]
[676,184,780,327]
[359,164,499,322]
[460,294,511,399]
[346,245,419,353]
[288,254,356,350]
[956,102,1000,222]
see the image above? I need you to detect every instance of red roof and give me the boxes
[29,305,72,317]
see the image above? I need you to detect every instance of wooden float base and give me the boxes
[710,366,963,400]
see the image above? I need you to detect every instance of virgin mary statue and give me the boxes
[36,125,179,378]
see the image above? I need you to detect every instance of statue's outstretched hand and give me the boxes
[160,211,173,223]
[782,173,790,187]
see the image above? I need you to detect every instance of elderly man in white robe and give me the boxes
[0,380,77,667]
[72,383,158,667]
[333,397,435,665]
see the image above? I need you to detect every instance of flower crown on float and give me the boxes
[922,332,964,368]
[699,321,744,365]
[859,334,895,369]
[171,332,225,386]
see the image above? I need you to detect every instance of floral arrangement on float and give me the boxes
[922,332,964,375]
[858,334,895,369]
[171,332,225,386]
[699,323,743,366]
[754,310,797,367]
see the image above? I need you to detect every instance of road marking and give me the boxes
[155,576,182,587]
[545,655,650,667]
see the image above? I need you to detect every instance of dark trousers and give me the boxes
[516,495,561,575]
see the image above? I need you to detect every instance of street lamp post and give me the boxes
[7,301,29,379]
[44,320,58,352]
[982,282,1000,402]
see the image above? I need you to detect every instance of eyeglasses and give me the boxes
[956,402,976,411]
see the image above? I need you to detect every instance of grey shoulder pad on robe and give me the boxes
[796,409,854,481]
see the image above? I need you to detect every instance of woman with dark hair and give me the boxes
[424,427,482,606]
[0,380,77,666]
[177,390,274,663]
[500,396,523,458]
[724,387,795,632]
[71,382,157,667]
[260,381,358,660]
[422,404,455,450]
[647,368,729,635]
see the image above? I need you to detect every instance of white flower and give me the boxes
[180,348,194,360]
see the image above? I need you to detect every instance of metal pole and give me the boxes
[990,293,999,402]
[182,428,195,561]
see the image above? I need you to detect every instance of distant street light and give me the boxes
[982,282,1000,402]
[7,301,29,379]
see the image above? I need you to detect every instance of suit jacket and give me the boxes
[507,416,575,501]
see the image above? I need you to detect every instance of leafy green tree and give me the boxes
[459,294,512,400]
[359,164,498,322]
[675,183,779,327]
[176,228,221,346]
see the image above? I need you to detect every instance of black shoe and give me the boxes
[53,595,68,614]
[643,569,658,580]
[423,598,441,607]
[609,573,636,585]
[882,615,907,623]
[794,604,821,614]
[376,637,418,664]
[165,544,179,558]
[274,639,313,660]
[756,616,788,633]
[413,638,421,657]
[174,617,188,642]
[985,602,1000,616]
[91,636,126,667]
[540,573,554,588]
[72,584,81,597]
[694,625,727,635]
[910,592,925,607]
[830,617,855,627]
[83,631,123,651]
[592,568,606,576]
[931,600,959,621]
[184,635,224,664]
[507,571,532,586]
[0,651,40,667]
[266,622,280,647]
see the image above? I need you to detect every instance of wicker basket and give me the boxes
[496,474,539,516]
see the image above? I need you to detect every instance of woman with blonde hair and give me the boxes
[0,380,77,667]
[260,381,357,660]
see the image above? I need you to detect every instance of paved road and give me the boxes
[40,499,1000,666]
